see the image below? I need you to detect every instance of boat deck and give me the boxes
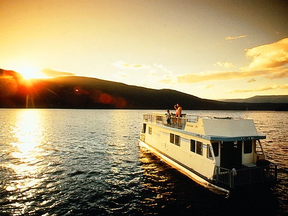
[143,113,199,129]
[213,164,278,189]
[143,112,237,130]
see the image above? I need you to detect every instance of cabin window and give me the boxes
[142,123,147,133]
[156,115,162,123]
[244,140,253,154]
[190,140,196,152]
[196,141,203,155]
[207,145,211,158]
[149,127,152,135]
[212,142,219,157]
[170,133,180,146]
[170,133,174,143]
[207,144,213,159]
[175,135,180,146]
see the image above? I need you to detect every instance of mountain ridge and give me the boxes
[0,68,287,110]
[222,95,288,104]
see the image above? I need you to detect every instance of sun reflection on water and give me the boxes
[4,109,47,213]
[10,110,44,161]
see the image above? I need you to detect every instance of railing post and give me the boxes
[229,170,234,188]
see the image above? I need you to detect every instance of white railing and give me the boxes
[213,163,278,189]
[143,113,189,129]
[142,112,243,129]
[143,112,242,122]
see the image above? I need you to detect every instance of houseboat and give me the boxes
[139,112,277,194]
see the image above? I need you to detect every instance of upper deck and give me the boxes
[142,113,266,141]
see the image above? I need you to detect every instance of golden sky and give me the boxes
[1,0,288,99]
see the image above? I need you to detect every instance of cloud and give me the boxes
[149,69,156,76]
[228,84,287,94]
[176,70,271,84]
[244,37,288,71]
[116,72,126,78]
[41,68,75,77]
[214,61,234,68]
[247,78,256,83]
[159,77,173,84]
[205,84,214,89]
[265,68,288,79]
[176,71,236,83]
[113,61,149,70]
[282,84,288,89]
[169,38,288,84]
[153,64,174,75]
[154,64,164,69]
[175,68,288,84]
[225,35,247,41]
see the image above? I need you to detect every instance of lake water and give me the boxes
[0,109,287,215]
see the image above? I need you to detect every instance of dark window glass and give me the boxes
[143,124,146,133]
[196,141,203,155]
[170,133,174,143]
[175,135,180,146]
[244,140,253,154]
[190,140,195,152]
[212,142,219,157]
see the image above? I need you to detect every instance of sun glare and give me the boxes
[16,67,47,80]
[4,110,47,205]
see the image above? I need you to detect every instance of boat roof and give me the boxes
[143,113,266,141]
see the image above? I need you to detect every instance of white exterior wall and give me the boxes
[144,123,216,179]
[242,140,255,165]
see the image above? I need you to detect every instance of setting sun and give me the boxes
[16,67,47,80]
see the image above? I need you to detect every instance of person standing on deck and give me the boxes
[165,109,171,125]
[174,103,182,117]
[174,103,182,128]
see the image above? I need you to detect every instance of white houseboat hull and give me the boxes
[139,139,230,194]
[139,113,277,194]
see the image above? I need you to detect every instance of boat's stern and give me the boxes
[213,161,278,190]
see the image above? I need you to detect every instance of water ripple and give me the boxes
[0,109,287,215]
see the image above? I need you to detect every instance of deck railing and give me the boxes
[143,112,242,130]
[213,163,277,189]
[143,113,190,129]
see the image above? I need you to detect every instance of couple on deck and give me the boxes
[166,103,182,125]
[174,103,182,117]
